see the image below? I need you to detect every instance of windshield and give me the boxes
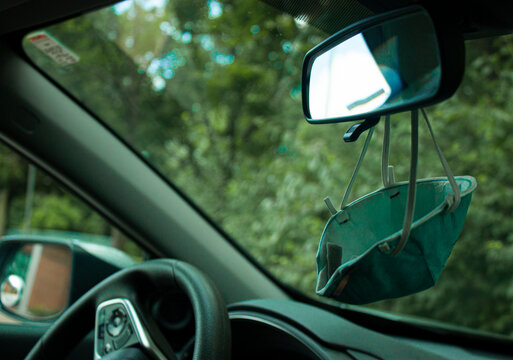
[23,0,513,337]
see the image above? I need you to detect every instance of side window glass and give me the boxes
[0,143,145,325]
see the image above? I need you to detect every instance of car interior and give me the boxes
[0,0,513,359]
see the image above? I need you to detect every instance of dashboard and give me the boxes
[150,297,508,360]
[5,296,508,359]
[228,300,513,360]
[229,299,427,360]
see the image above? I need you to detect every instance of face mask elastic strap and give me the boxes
[391,110,419,255]
[340,124,375,210]
[420,109,461,212]
[381,114,394,188]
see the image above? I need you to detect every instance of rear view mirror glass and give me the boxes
[303,7,443,123]
[0,243,72,320]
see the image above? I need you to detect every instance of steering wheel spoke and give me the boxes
[95,298,172,360]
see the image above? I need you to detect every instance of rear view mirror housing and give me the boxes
[302,6,464,124]
[0,235,135,322]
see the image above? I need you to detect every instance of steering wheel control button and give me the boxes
[107,308,127,337]
[113,325,132,350]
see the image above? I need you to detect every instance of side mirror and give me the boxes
[0,243,72,320]
[302,6,464,123]
[0,236,135,322]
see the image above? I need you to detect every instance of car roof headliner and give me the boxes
[0,0,511,40]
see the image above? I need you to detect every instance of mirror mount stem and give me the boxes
[343,116,380,142]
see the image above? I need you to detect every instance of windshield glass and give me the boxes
[23,0,513,337]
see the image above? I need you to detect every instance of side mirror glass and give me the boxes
[302,6,463,123]
[0,243,72,320]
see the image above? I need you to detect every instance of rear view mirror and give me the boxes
[302,6,464,123]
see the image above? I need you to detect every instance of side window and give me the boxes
[0,143,145,325]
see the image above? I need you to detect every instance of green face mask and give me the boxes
[316,109,477,305]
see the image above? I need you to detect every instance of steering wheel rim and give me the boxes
[25,259,231,360]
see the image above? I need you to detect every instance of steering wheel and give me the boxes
[24,259,231,360]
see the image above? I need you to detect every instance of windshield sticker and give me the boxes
[27,32,79,66]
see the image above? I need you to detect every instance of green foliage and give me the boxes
[29,195,104,233]
[19,0,513,337]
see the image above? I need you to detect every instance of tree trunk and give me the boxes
[110,226,126,251]
[0,188,9,236]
